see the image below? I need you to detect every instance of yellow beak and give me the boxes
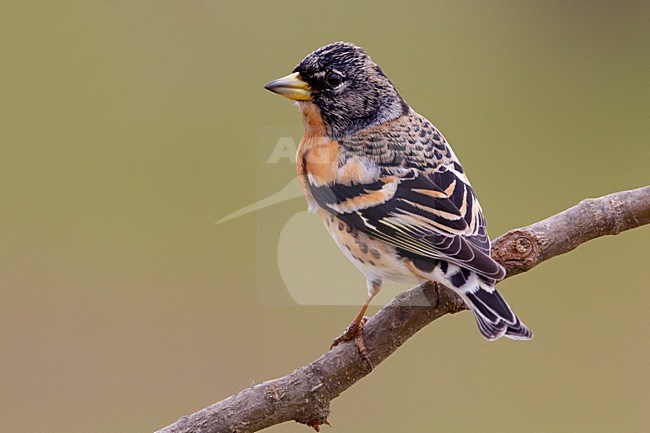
[264,72,311,101]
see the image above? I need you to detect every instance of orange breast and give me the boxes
[295,102,340,211]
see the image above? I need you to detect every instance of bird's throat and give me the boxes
[296,101,328,141]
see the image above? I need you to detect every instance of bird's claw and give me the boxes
[330,316,372,369]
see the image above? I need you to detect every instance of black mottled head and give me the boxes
[265,42,409,138]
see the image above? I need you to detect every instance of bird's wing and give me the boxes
[308,114,505,281]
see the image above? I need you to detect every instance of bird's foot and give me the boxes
[330,316,372,369]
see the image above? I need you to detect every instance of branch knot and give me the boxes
[491,230,539,276]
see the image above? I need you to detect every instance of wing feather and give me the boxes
[309,166,504,280]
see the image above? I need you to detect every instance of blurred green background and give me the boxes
[1,1,648,432]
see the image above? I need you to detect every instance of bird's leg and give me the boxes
[330,280,381,368]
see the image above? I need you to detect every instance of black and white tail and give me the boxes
[463,285,533,341]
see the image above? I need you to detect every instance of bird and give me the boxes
[264,42,532,364]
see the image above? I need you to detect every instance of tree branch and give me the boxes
[155,186,650,433]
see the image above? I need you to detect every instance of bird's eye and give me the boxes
[325,71,344,87]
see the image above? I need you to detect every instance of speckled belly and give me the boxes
[319,210,424,284]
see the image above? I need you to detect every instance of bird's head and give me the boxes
[264,42,409,138]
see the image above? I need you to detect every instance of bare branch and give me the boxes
[491,186,650,276]
[155,186,650,433]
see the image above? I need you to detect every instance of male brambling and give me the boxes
[265,42,532,364]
